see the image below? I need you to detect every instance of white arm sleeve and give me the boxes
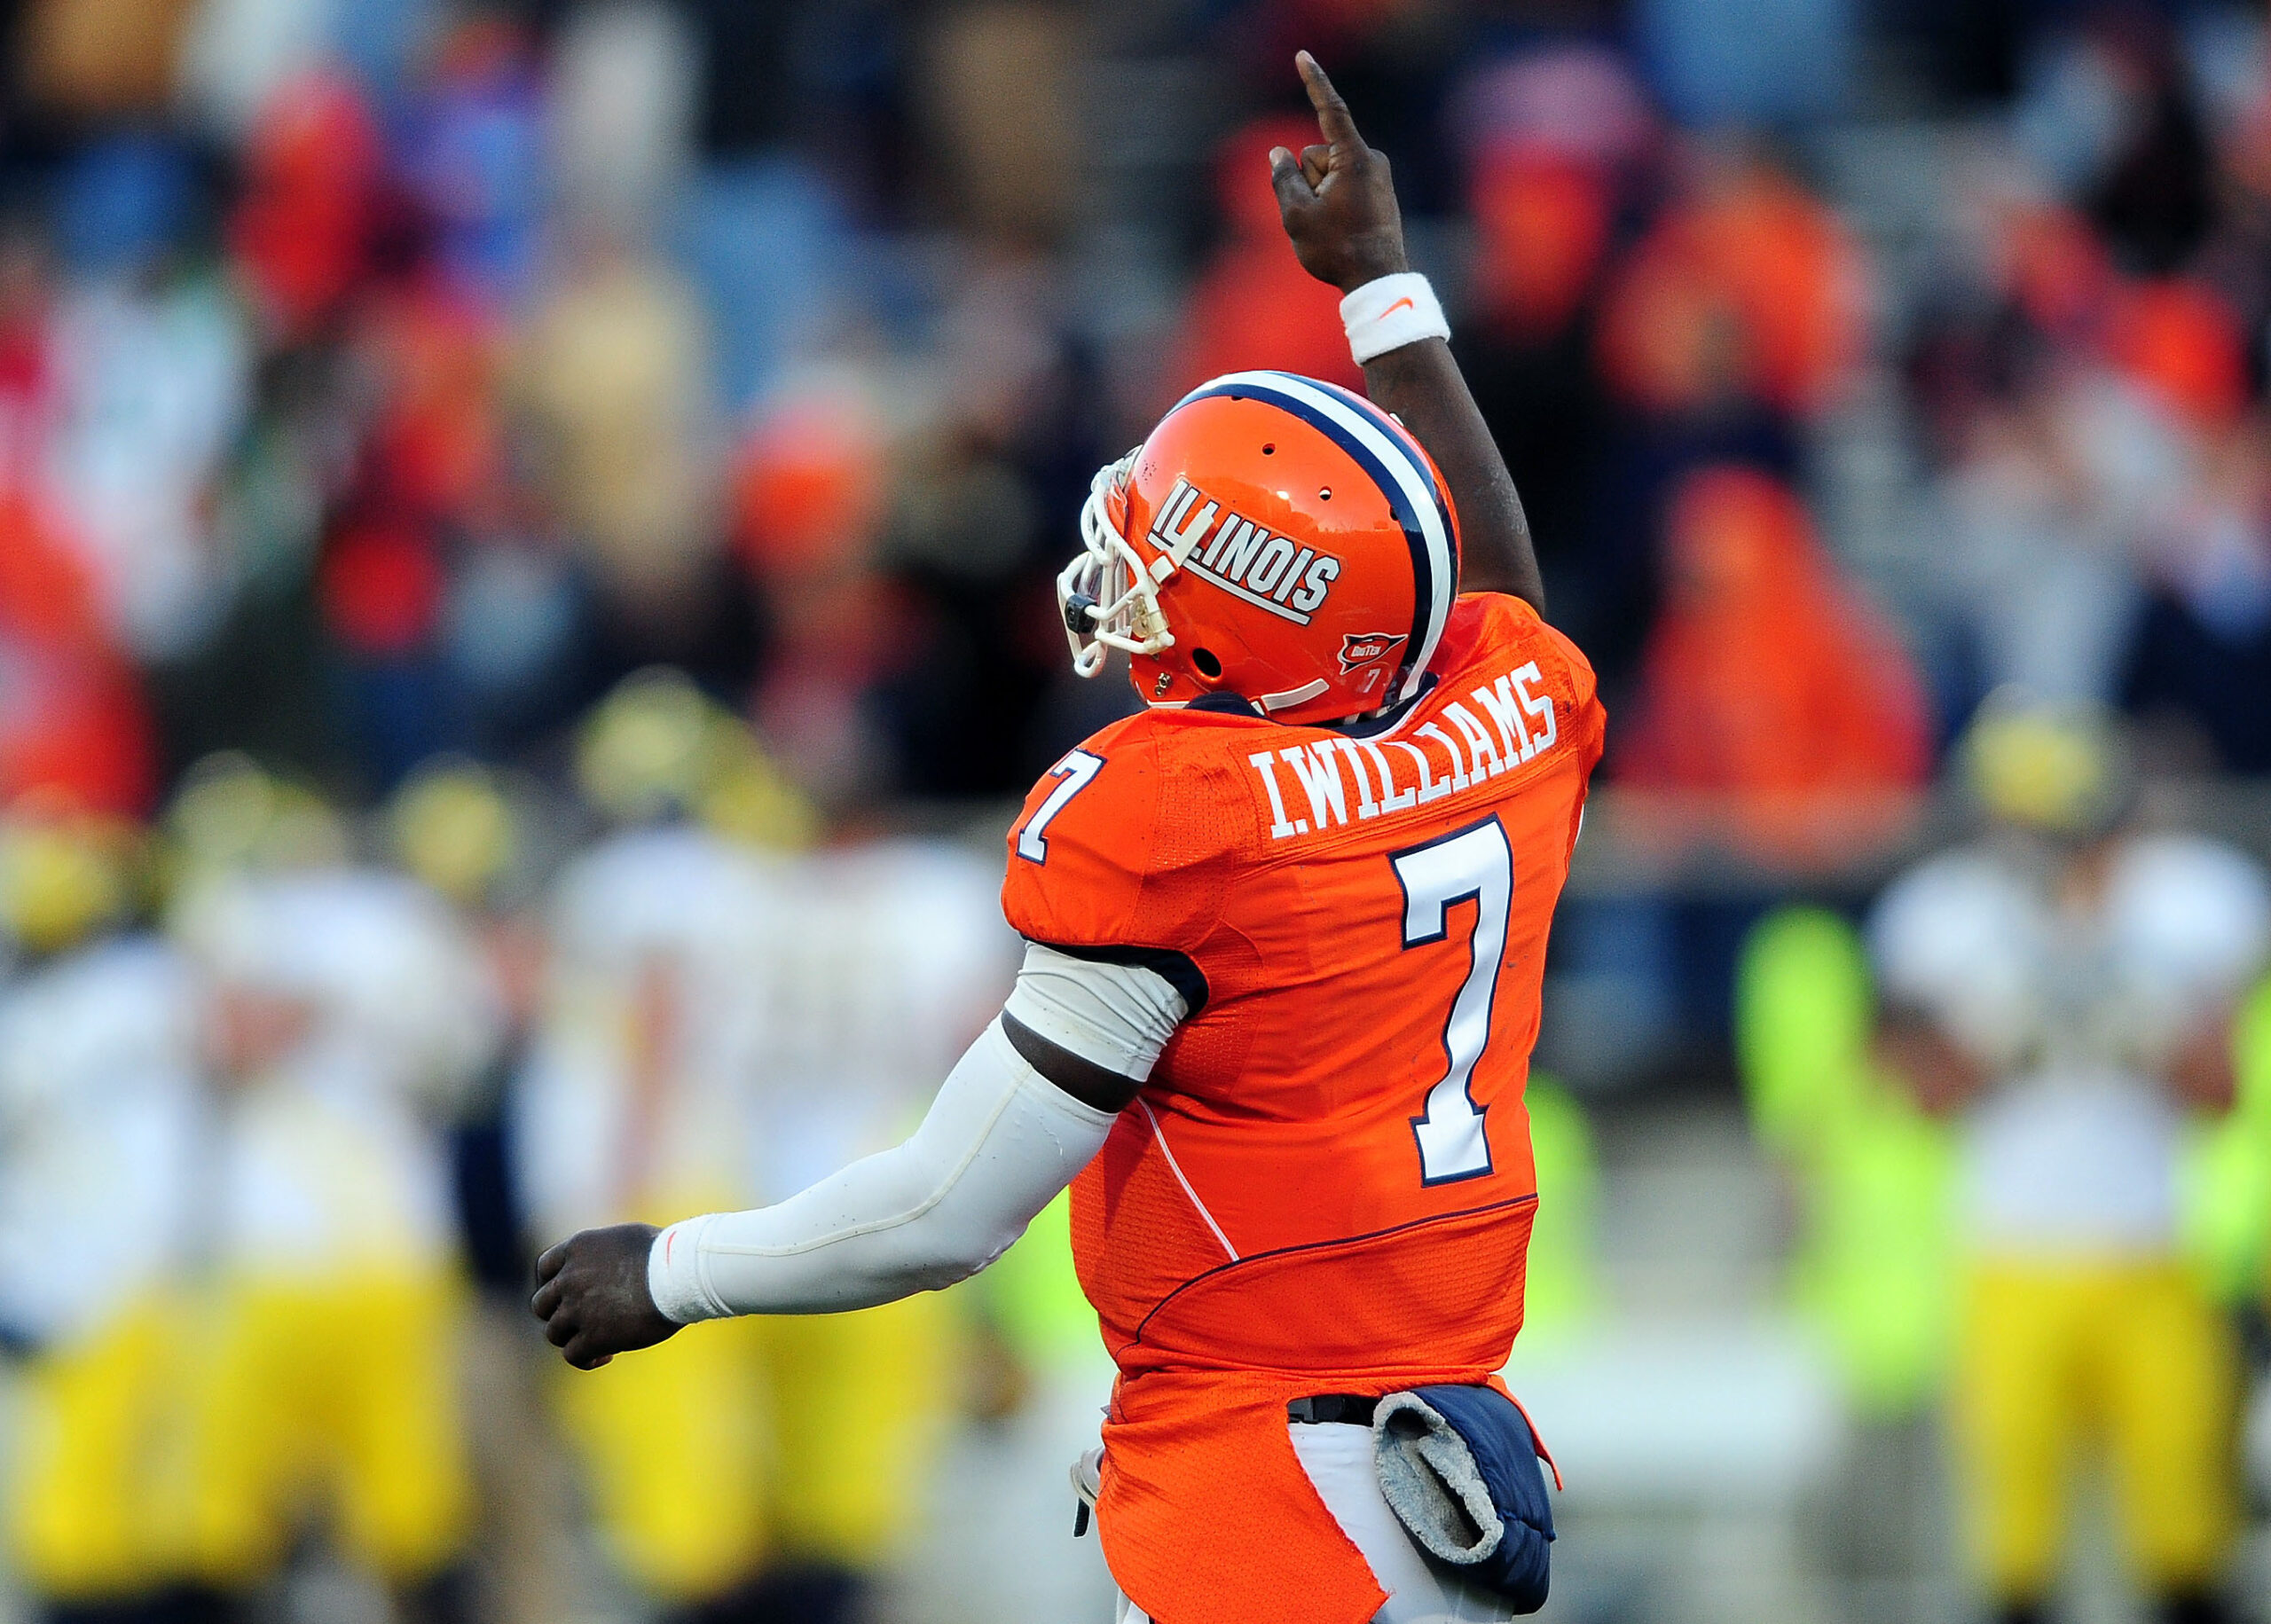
[647,1016,1108,1320]
[646,945,1189,1322]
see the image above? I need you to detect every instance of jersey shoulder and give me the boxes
[1437,592,1604,751]
[1001,707,1270,955]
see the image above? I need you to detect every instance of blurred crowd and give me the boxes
[2,0,2271,1621]
[0,0,2267,834]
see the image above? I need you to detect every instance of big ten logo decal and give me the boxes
[1339,631,1407,671]
[1147,478,1341,625]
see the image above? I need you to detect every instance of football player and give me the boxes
[168,834,501,1623]
[534,55,1600,1624]
[0,811,202,1624]
[517,673,1006,1622]
[1870,700,2271,1624]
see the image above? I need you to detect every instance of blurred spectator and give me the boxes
[1933,357,2176,710]
[1740,907,1953,1417]
[1453,45,1654,679]
[225,71,385,344]
[732,373,900,810]
[395,19,547,314]
[0,810,200,1622]
[1616,466,1931,862]
[1175,115,1364,396]
[2013,13,2214,278]
[2123,410,2271,773]
[0,498,157,817]
[14,0,193,121]
[547,2,698,239]
[1588,145,1865,697]
[1870,700,2270,1624]
[515,227,731,681]
[42,137,250,662]
[916,3,1080,246]
[1597,144,1864,425]
[1737,906,1953,1620]
[175,0,346,141]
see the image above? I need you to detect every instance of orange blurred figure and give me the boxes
[1175,117,1363,396]
[1598,153,1864,419]
[730,387,890,583]
[1468,145,1613,343]
[361,286,507,521]
[2102,278,2249,433]
[1619,467,1929,859]
[0,498,153,817]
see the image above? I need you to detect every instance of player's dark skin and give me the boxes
[531,51,1547,1369]
[1272,51,1546,614]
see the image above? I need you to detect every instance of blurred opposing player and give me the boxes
[536,55,1599,1624]
[166,765,501,1623]
[1871,700,2271,1624]
[515,672,1011,1622]
[0,810,202,1624]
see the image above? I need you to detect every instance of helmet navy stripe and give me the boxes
[1304,376,1458,557]
[1278,373,1458,699]
[1176,373,1443,703]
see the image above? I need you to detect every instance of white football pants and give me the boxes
[1112,1420,1519,1624]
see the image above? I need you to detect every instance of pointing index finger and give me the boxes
[1297,51,1362,152]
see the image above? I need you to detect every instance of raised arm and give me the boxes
[1269,52,1545,613]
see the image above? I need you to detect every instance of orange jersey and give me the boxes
[1001,592,1604,1623]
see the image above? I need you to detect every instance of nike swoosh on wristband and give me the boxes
[1380,296,1416,318]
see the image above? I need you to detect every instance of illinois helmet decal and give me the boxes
[1057,371,1459,726]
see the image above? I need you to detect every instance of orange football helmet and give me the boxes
[1058,371,1460,726]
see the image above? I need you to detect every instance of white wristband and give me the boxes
[650,1214,721,1323]
[1341,272,1450,365]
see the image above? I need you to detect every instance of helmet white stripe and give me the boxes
[1188,371,1456,704]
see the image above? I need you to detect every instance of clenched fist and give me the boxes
[530,1222,681,1369]
[1269,52,1411,294]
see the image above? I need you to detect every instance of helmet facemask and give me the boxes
[1059,449,1189,677]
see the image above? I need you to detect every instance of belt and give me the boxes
[1287,1393,1379,1426]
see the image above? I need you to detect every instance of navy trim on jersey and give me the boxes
[1125,1191,1537,1351]
[1175,373,1452,705]
[1185,691,1266,718]
[1026,938,1211,1018]
[1329,671,1439,740]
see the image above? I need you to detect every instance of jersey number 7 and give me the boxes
[1391,816,1513,1185]
[1017,750,1106,863]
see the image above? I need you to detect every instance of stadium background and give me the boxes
[2,0,2270,1620]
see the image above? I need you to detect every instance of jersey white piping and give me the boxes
[1136,1096,1239,1262]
